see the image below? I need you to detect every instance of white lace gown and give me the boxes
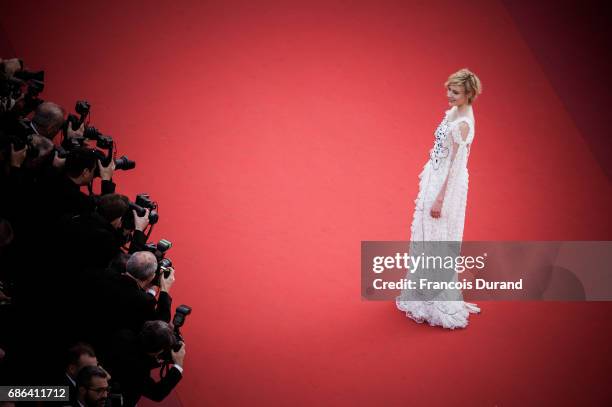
[396,105,480,329]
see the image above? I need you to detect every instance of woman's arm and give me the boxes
[430,122,470,218]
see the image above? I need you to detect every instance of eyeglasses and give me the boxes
[87,386,110,395]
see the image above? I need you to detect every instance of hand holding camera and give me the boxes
[66,120,84,139]
[171,341,186,366]
[52,150,65,168]
[133,208,150,231]
[97,158,115,181]
[160,266,175,293]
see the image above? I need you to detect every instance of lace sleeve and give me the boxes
[442,121,471,237]
[451,120,471,146]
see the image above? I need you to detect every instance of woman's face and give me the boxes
[447,84,469,107]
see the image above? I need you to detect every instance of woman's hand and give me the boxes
[430,198,443,218]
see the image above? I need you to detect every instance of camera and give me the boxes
[0,60,44,116]
[159,258,173,274]
[114,155,135,170]
[13,69,44,83]
[84,126,113,149]
[0,76,24,100]
[144,239,173,285]
[0,119,39,158]
[75,99,90,116]
[62,100,135,171]
[133,193,159,223]
[136,193,155,210]
[121,194,159,230]
[160,305,192,364]
[150,257,173,287]
[144,239,172,260]
[63,100,90,139]
[91,142,136,175]
[171,305,192,349]
[12,69,45,115]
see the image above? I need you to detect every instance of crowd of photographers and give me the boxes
[0,57,191,407]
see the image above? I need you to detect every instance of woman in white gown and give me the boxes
[396,69,482,329]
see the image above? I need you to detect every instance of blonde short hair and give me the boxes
[445,68,482,104]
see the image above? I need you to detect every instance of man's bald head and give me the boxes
[126,251,158,282]
[32,101,65,139]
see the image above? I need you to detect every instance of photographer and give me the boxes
[60,343,99,406]
[62,194,151,275]
[1,135,62,233]
[75,365,111,407]
[0,218,15,383]
[0,57,193,393]
[30,101,65,140]
[0,57,24,115]
[106,321,185,407]
[106,251,132,276]
[42,146,116,224]
[102,251,175,334]
[60,194,125,279]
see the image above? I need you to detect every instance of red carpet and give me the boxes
[2,1,611,406]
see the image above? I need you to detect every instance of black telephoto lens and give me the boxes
[115,155,136,170]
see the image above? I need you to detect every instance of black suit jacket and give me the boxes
[62,373,78,405]
[42,173,116,224]
[60,211,124,277]
[101,273,172,334]
[105,329,182,407]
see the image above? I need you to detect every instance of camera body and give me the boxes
[63,100,89,148]
[133,193,159,224]
[62,100,136,171]
[0,76,25,100]
[0,119,39,158]
[121,193,159,231]
[171,304,191,352]
[0,68,45,115]
[142,238,173,286]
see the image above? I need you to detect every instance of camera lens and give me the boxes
[115,155,136,170]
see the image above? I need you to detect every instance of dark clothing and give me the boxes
[39,212,122,347]
[1,164,52,243]
[51,212,149,346]
[101,274,172,334]
[59,212,147,277]
[41,174,115,224]
[63,374,79,407]
[61,212,125,274]
[45,373,78,406]
[105,329,182,407]
[0,165,30,225]
[31,175,117,292]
